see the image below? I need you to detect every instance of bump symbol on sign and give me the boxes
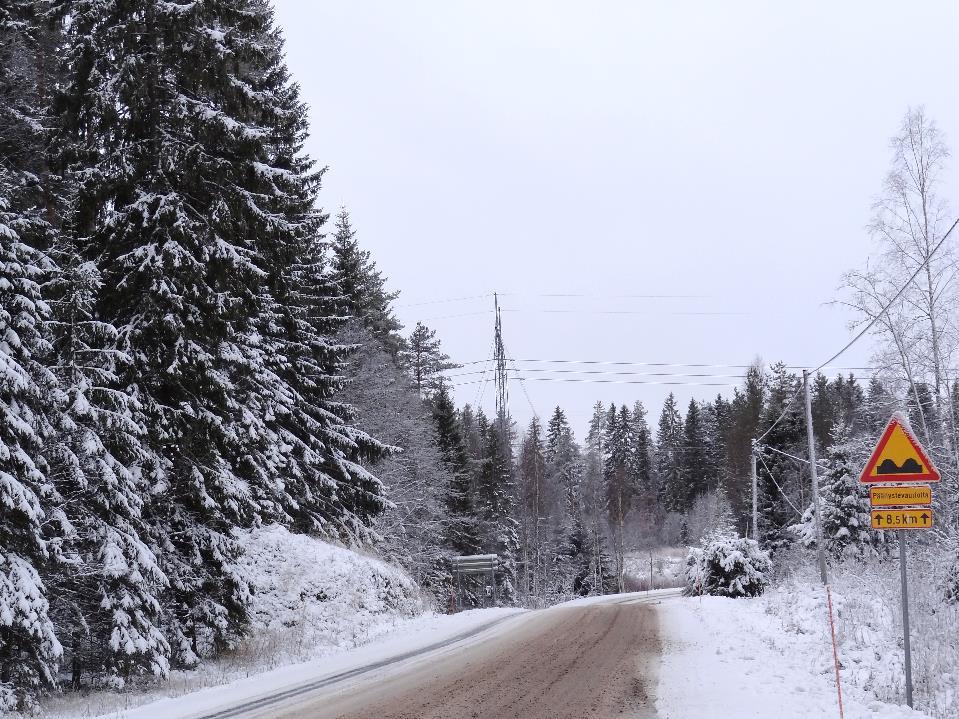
[859,414,940,484]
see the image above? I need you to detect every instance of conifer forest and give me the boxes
[3,2,959,717]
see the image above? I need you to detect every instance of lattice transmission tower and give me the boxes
[493,293,509,430]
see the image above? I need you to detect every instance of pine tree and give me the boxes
[832,373,865,435]
[459,404,484,462]
[270,236,388,540]
[545,407,581,526]
[811,373,834,448]
[402,322,458,397]
[630,401,654,496]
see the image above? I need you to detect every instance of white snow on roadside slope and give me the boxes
[78,607,522,719]
[656,593,929,719]
[43,525,503,719]
[233,524,426,657]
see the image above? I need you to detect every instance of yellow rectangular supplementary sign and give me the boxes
[870,508,933,530]
[869,485,932,508]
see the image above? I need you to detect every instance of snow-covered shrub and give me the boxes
[684,533,772,598]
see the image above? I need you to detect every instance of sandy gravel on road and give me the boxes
[273,600,660,719]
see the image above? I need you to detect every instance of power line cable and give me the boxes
[451,376,740,388]
[756,451,804,518]
[446,367,749,380]
[471,337,496,409]
[756,214,959,444]
[396,293,493,308]
[758,443,828,469]
[454,358,877,371]
[504,344,539,420]
[501,308,747,316]
[812,216,959,373]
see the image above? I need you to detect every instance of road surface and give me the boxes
[219,594,664,719]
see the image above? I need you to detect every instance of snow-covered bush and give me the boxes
[684,533,772,598]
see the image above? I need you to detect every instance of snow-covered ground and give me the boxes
[61,607,521,719]
[41,525,465,719]
[771,552,959,719]
[657,591,930,719]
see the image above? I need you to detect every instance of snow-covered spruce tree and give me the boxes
[656,393,686,513]
[790,423,885,559]
[545,406,585,594]
[260,217,387,541]
[519,416,560,599]
[330,322,451,590]
[0,191,61,705]
[581,401,611,593]
[684,532,772,598]
[41,250,170,688]
[477,418,519,599]
[0,2,62,708]
[432,383,482,556]
[629,400,658,539]
[0,169,61,710]
[756,363,805,550]
[683,399,711,501]
[56,0,387,662]
[328,208,404,356]
[603,404,635,593]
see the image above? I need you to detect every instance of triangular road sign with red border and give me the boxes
[860,414,940,484]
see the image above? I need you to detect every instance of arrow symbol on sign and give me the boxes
[921,513,929,524]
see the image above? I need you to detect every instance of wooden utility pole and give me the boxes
[802,370,828,585]
[750,440,758,541]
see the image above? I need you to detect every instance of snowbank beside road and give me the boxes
[72,607,521,719]
[234,524,427,660]
[42,526,443,719]
[656,593,929,719]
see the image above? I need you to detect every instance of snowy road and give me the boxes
[310,593,664,719]
[186,592,672,719]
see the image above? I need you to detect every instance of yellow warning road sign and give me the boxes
[869,485,932,507]
[870,509,933,530]
[860,415,940,484]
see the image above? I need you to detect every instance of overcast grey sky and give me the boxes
[273,1,959,436]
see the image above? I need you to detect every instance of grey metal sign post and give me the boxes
[452,554,499,609]
[860,413,940,710]
[899,531,913,707]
